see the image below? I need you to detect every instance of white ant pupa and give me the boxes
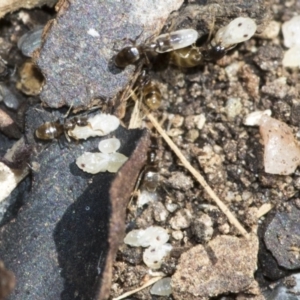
[211,17,257,50]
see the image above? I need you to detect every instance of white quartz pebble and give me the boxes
[98,138,120,153]
[243,109,272,126]
[245,112,300,175]
[282,16,300,48]
[259,115,300,175]
[257,20,280,39]
[225,97,242,120]
[150,277,172,296]
[137,189,158,207]
[283,46,300,68]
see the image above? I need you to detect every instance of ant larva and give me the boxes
[114,28,198,68]
[168,17,257,68]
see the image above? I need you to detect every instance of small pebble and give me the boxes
[191,214,214,243]
[225,62,242,81]
[150,277,172,296]
[259,115,300,175]
[243,109,271,126]
[0,84,20,111]
[169,114,184,128]
[169,209,192,230]
[166,172,193,191]
[185,129,199,142]
[165,202,178,213]
[17,26,44,57]
[282,46,300,68]
[225,98,242,120]
[152,202,169,222]
[167,128,184,137]
[257,20,280,39]
[137,189,157,207]
[172,230,183,240]
[282,15,300,48]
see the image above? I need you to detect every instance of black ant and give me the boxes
[132,137,160,196]
[114,28,198,68]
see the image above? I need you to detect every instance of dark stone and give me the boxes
[0,106,149,300]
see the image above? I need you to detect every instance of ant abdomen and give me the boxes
[35,121,64,140]
[169,45,203,67]
[142,80,161,110]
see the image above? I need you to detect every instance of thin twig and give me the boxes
[257,203,273,219]
[112,276,164,300]
[146,112,249,238]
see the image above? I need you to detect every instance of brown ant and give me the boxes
[131,138,160,198]
[135,70,162,111]
[35,115,90,142]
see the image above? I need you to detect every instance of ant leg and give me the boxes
[64,131,71,143]
[64,104,73,118]
[112,28,144,52]
[128,168,145,206]
[207,13,216,43]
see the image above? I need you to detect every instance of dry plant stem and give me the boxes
[112,276,164,300]
[146,112,249,238]
[257,203,273,218]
